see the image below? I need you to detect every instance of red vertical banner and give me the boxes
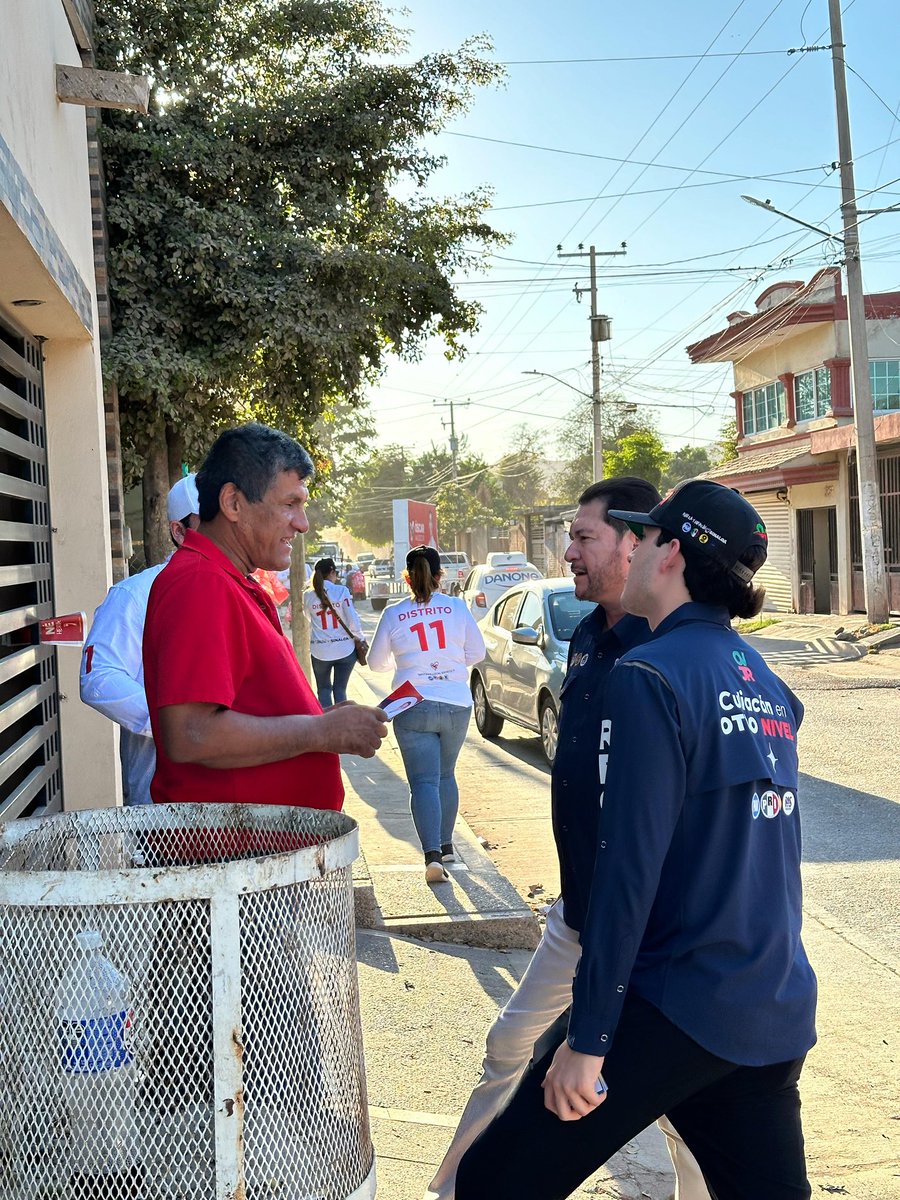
[406,501,438,549]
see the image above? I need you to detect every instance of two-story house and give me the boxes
[687,267,900,616]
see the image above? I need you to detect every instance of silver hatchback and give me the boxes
[470,579,597,765]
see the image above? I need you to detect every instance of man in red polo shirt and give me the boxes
[143,423,387,809]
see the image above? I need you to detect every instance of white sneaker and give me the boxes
[425,861,450,884]
[441,846,456,863]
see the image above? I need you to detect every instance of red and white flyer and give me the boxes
[379,679,424,720]
[38,612,87,646]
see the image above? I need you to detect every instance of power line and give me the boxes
[486,168,845,212]
[579,0,791,244]
[613,30,806,245]
[448,3,808,407]
[426,2,783,404]
[494,49,792,66]
[845,63,900,126]
[552,0,759,244]
[445,130,824,179]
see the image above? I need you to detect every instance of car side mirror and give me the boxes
[511,626,540,646]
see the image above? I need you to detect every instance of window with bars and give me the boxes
[870,359,900,412]
[742,380,786,434]
[795,367,832,421]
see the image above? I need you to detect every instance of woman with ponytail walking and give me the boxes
[304,558,366,707]
[368,546,485,884]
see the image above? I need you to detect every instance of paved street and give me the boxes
[351,606,900,1199]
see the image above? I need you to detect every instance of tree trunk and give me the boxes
[166,422,185,483]
[290,534,312,684]
[142,418,170,566]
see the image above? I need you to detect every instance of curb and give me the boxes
[351,806,540,951]
[344,664,540,951]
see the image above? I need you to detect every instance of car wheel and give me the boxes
[472,673,504,737]
[539,697,559,765]
[371,598,387,612]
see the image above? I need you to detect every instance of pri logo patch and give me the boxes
[752,789,795,819]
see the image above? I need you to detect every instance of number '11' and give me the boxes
[408,620,446,651]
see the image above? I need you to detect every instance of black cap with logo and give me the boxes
[608,479,768,583]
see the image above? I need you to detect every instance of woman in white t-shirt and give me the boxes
[368,545,485,884]
[304,558,366,707]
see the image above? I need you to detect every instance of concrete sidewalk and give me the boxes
[344,665,539,951]
[742,610,900,654]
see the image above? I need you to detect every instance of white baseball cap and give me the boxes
[166,474,200,523]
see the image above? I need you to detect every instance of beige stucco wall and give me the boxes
[1,1,97,291]
[734,315,899,395]
[734,323,838,392]
[867,316,900,360]
[0,1,119,808]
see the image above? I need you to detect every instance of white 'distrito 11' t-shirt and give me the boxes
[303,581,363,661]
[367,594,486,708]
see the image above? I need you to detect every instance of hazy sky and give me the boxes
[365,0,900,464]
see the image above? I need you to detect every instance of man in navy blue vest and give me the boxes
[456,480,817,1200]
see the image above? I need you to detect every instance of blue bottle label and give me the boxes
[58,1009,135,1073]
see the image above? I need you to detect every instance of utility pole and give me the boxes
[557,242,625,480]
[828,0,889,622]
[434,398,469,548]
[434,398,469,482]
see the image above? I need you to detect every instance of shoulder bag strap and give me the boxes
[322,591,361,641]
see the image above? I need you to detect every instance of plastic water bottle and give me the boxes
[54,929,141,1196]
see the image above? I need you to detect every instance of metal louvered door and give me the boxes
[0,316,61,819]
[751,493,793,612]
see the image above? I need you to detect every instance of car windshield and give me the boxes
[548,592,597,641]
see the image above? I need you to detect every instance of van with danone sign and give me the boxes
[460,552,544,621]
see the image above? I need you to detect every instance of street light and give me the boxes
[526,367,606,475]
[522,371,637,469]
[522,369,592,400]
[740,195,844,243]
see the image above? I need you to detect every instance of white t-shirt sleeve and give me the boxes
[367,606,395,672]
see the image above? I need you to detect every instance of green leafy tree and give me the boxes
[341,446,413,545]
[552,394,658,502]
[604,429,670,489]
[433,480,493,543]
[95,0,505,561]
[493,426,546,513]
[660,445,712,492]
[342,438,504,545]
[302,400,377,531]
[710,414,739,467]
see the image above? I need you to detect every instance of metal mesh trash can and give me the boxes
[0,803,375,1200]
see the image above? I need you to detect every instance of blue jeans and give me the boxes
[312,649,357,707]
[393,700,471,855]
